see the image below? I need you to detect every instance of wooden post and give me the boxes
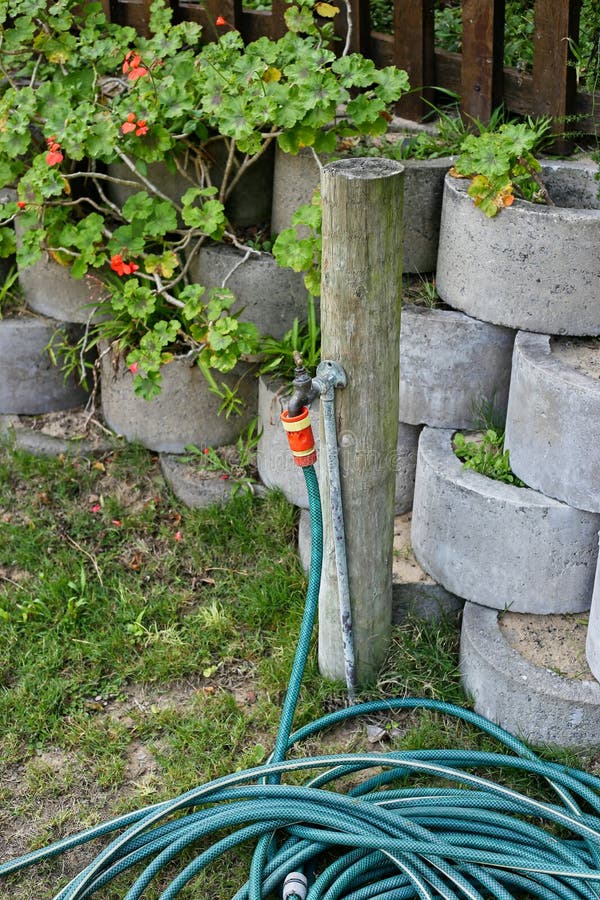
[318,158,404,685]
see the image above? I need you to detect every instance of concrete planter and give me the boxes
[257,376,419,511]
[436,161,600,335]
[399,304,514,428]
[411,427,600,613]
[106,141,274,226]
[271,147,453,273]
[99,344,257,453]
[189,244,308,340]
[460,602,600,747]
[160,454,266,509]
[505,332,600,514]
[0,316,88,414]
[0,409,119,456]
[18,256,106,324]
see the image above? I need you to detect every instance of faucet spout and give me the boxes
[287,352,319,417]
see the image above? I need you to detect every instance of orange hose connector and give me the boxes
[281,407,317,467]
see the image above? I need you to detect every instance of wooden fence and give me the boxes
[102,0,599,138]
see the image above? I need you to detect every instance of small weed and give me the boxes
[0,266,24,318]
[182,417,262,496]
[454,428,525,486]
[403,274,440,308]
[259,293,321,383]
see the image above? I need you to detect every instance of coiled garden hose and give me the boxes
[2,446,600,897]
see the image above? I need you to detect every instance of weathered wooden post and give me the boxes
[318,158,404,685]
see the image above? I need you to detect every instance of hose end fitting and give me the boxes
[281,407,317,466]
[283,871,308,900]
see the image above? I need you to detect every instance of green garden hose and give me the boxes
[2,465,600,898]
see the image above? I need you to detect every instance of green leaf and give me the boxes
[206,287,237,320]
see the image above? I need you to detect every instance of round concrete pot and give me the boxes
[0,410,119,456]
[18,257,107,324]
[399,304,515,428]
[0,316,89,414]
[188,244,309,341]
[106,141,274,227]
[100,345,258,453]
[505,332,600,514]
[411,427,600,614]
[257,376,419,511]
[271,147,453,274]
[436,161,600,335]
[160,454,266,508]
[461,602,600,747]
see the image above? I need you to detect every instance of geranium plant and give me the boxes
[0,0,409,399]
[449,118,552,217]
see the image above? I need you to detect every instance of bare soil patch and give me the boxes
[499,611,594,681]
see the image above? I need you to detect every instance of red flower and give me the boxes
[121,112,137,134]
[129,362,139,375]
[122,50,149,81]
[174,531,183,542]
[17,201,26,209]
[45,136,64,166]
[216,15,228,25]
[110,254,139,276]
[121,113,149,137]
[91,503,101,514]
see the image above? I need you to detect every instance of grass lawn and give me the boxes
[0,439,597,897]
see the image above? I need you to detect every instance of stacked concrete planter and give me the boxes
[587,559,600,681]
[18,257,107,325]
[271,147,453,273]
[460,602,600,747]
[106,141,274,227]
[505,333,600,513]
[412,158,600,741]
[436,161,600,335]
[411,427,600,615]
[6,196,93,415]
[257,376,420,512]
[188,244,308,340]
[399,304,515,428]
[0,315,88,414]
[100,344,258,454]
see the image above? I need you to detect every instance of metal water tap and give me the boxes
[287,352,346,416]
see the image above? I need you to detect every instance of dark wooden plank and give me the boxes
[461,0,505,123]
[270,0,287,39]
[532,0,581,130]
[393,0,434,121]
[112,0,153,35]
